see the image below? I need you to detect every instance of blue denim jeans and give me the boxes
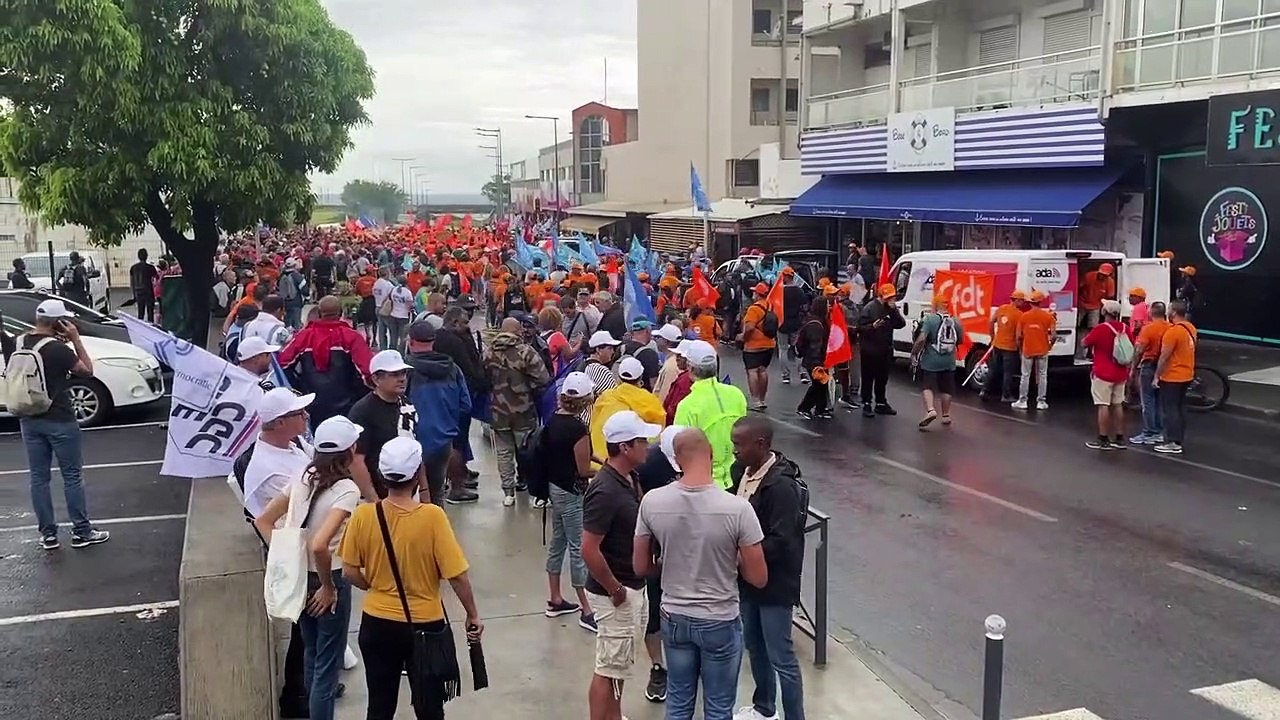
[742,598,806,720]
[298,570,352,720]
[662,612,743,720]
[21,416,92,538]
[545,485,587,587]
[1139,362,1163,437]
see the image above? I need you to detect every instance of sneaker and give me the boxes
[467,467,480,480]
[875,404,897,416]
[861,406,876,418]
[464,478,480,490]
[816,410,834,419]
[40,535,59,550]
[800,375,811,385]
[1154,442,1184,454]
[515,480,528,492]
[532,498,549,509]
[733,706,777,720]
[69,529,109,548]
[1036,399,1049,411]
[1128,433,1156,445]
[781,375,791,385]
[1111,436,1128,450]
[796,410,814,420]
[343,645,359,670]
[545,599,580,618]
[918,409,938,429]
[445,491,480,505]
[940,415,952,426]
[1011,399,1028,410]
[645,664,668,703]
[1085,438,1113,451]
[1002,396,1018,404]
[750,401,767,412]
[839,396,860,409]
[578,613,598,633]
[502,494,516,507]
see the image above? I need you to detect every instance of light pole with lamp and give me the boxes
[476,127,505,219]
[524,114,562,226]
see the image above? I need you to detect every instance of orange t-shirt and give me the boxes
[257,267,280,285]
[405,270,426,294]
[1136,318,1171,363]
[742,302,776,352]
[1017,307,1056,357]
[355,275,375,298]
[691,313,720,345]
[991,303,1023,351]
[1080,272,1115,311]
[1158,322,1197,383]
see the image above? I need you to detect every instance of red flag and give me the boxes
[765,275,785,320]
[825,299,853,367]
[688,265,721,307]
[876,242,893,288]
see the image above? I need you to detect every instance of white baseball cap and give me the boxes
[369,349,412,374]
[671,339,691,357]
[660,425,689,473]
[589,330,622,348]
[258,388,315,424]
[603,410,661,444]
[654,324,682,343]
[560,371,594,398]
[379,436,423,483]
[684,339,718,368]
[313,416,363,453]
[618,356,645,382]
[237,336,281,361]
[35,299,75,319]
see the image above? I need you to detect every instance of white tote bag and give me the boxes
[263,484,312,621]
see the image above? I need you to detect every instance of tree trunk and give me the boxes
[143,190,219,349]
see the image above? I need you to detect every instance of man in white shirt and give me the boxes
[238,337,283,391]
[242,388,315,518]
[243,295,292,347]
[372,268,395,350]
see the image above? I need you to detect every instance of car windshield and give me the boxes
[20,255,70,278]
[2,291,114,323]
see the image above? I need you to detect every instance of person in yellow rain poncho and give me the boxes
[588,356,666,468]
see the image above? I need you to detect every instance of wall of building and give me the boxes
[759,141,817,198]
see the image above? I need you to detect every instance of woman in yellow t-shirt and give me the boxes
[339,437,483,718]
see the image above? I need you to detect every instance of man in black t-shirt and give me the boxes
[8,258,34,289]
[15,300,109,550]
[777,267,810,384]
[309,249,336,301]
[129,248,159,322]
[346,349,419,501]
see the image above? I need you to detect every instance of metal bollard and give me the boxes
[983,614,1006,720]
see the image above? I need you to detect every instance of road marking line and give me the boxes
[0,600,179,626]
[0,513,186,534]
[0,459,163,477]
[0,420,168,438]
[1132,450,1280,491]
[772,418,822,438]
[955,402,1039,426]
[1168,562,1280,608]
[1014,710,1109,720]
[1191,679,1280,719]
[869,455,1059,523]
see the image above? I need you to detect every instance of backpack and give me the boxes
[517,425,549,501]
[58,265,78,291]
[278,272,299,302]
[1110,323,1135,365]
[534,330,556,376]
[932,313,959,355]
[3,336,57,416]
[756,302,780,339]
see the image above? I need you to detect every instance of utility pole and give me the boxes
[476,127,505,220]
[525,115,562,225]
[391,156,413,222]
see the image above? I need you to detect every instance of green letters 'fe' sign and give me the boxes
[1207,89,1280,166]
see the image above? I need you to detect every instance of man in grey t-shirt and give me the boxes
[634,428,767,720]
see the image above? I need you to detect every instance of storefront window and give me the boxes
[966,225,1034,250]
[937,224,964,250]
[865,220,913,257]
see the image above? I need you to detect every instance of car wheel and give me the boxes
[67,379,113,427]
[962,345,990,391]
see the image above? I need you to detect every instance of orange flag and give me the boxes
[688,265,721,307]
[825,299,853,367]
[765,275,785,319]
[877,242,893,288]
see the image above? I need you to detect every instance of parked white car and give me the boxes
[0,316,165,426]
[9,250,110,311]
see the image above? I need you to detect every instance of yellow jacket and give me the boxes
[589,383,666,467]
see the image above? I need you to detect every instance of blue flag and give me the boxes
[629,236,647,269]
[578,233,600,266]
[515,237,535,268]
[595,238,621,257]
[690,163,712,213]
[623,264,657,326]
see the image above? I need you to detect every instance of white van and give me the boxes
[886,250,1171,381]
[16,250,109,311]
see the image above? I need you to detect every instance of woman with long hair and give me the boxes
[254,416,364,720]
[540,371,598,631]
[795,296,833,419]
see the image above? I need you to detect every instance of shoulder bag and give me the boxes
[375,501,463,705]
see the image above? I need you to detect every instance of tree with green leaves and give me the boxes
[0,0,374,344]
[340,179,406,224]
[482,173,512,209]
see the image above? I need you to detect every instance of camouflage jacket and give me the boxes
[483,332,552,429]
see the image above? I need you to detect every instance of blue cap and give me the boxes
[630,319,653,330]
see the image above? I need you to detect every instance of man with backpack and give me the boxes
[912,294,966,430]
[276,258,307,329]
[7,299,109,550]
[738,283,779,411]
[484,318,552,507]
[57,251,91,307]
[1081,299,1134,450]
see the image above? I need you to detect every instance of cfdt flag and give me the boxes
[623,265,657,326]
[824,300,853,367]
[690,163,713,213]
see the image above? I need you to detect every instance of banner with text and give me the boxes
[887,107,955,172]
[120,315,265,478]
[932,270,994,359]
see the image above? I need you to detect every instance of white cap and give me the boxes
[685,339,717,368]
[618,356,645,381]
[672,339,691,357]
[36,299,75,320]
[313,416,363,453]
[378,436,423,483]
[654,324,682,343]
[660,425,689,473]
[258,388,315,423]
[602,410,661,444]
[369,349,412,374]
[560,371,594,398]
[238,336,281,361]
[589,330,622,348]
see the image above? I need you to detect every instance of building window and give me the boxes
[785,87,799,113]
[977,25,1018,65]
[752,9,773,35]
[732,159,760,187]
[1043,11,1093,55]
[864,42,892,68]
[0,234,15,244]
[578,115,609,195]
[751,87,771,113]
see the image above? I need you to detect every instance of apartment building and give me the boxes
[794,0,1280,343]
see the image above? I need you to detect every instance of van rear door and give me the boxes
[1120,258,1171,312]
[1028,257,1076,358]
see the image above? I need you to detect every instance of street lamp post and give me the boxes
[392,156,414,223]
[476,127,505,220]
[525,115,562,225]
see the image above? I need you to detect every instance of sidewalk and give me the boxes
[1198,338,1280,420]
[332,432,927,720]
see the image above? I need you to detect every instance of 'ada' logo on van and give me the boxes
[1034,267,1061,279]
[1200,187,1268,271]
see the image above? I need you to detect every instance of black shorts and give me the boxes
[743,349,774,370]
[646,576,662,636]
[922,369,956,395]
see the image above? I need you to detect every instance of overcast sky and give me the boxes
[311,0,638,198]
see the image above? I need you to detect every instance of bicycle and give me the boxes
[1125,365,1230,413]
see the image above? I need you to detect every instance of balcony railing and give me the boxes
[751,109,800,125]
[805,83,891,129]
[1114,11,1280,93]
[900,47,1101,114]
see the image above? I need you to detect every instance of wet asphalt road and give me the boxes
[0,353,1277,720]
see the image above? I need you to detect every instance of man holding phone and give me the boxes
[13,300,109,550]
